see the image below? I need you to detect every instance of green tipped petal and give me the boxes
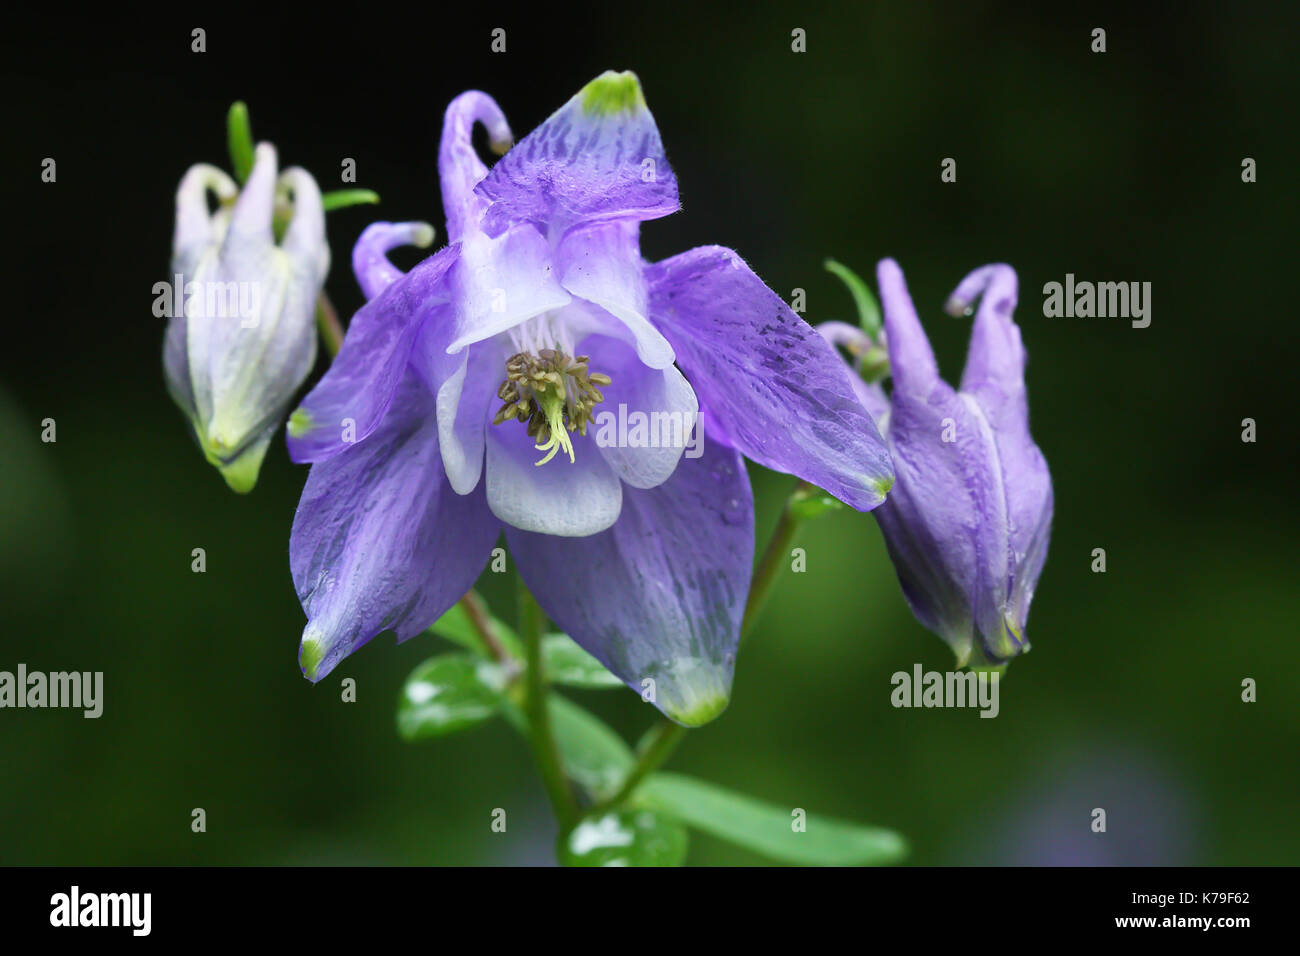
[665,690,730,728]
[960,618,1025,672]
[947,625,977,669]
[193,421,273,493]
[993,615,1026,660]
[216,446,268,493]
[474,68,678,235]
[287,407,313,438]
[649,657,732,728]
[580,70,646,116]
[299,628,326,681]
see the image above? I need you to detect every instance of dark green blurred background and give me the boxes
[2,4,1296,864]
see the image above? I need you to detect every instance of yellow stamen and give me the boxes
[492,349,610,467]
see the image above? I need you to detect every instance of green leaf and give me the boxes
[635,772,908,866]
[824,258,882,339]
[226,101,255,185]
[427,603,486,655]
[543,695,634,799]
[498,694,631,798]
[559,810,688,867]
[396,654,507,741]
[542,634,623,688]
[426,603,522,658]
[787,483,846,520]
[321,189,381,212]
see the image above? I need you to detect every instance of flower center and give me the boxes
[492,349,611,466]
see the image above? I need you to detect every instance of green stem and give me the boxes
[518,580,579,827]
[589,721,686,816]
[742,479,811,643]
[315,293,344,357]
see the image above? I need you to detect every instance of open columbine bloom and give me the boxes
[285,72,893,725]
[825,260,1052,669]
[164,143,328,492]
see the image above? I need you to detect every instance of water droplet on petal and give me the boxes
[721,496,745,525]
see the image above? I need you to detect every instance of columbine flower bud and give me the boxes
[163,143,328,492]
[827,260,1053,670]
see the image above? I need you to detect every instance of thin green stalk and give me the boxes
[518,581,579,827]
[589,721,686,816]
[315,293,343,357]
[742,479,811,643]
[458,590,510,663]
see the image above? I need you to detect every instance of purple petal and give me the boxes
[352,221,437,300]
[950,264,1054,641]
[474,71,679,238]
[876,258,941,398]
[581,333,698,489]
[875,259,1017,665]
[484,418,623,536]
[645,246,894,510]
[292,372,500,682]
[849,376,891,426]
[815,321,871,352]
[439,91,513,242]
[507,437,752,726]
[1006,480,1053,642]
[952,264,1024,404]
[287,243,459,463]
[873,397,1006,666]
[815,320,891,424]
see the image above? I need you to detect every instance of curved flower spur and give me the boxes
[286,72,894,725]
[822,260,1053,671]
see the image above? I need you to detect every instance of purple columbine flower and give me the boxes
[823,260,1053,669]
[164,144,329,492]
[285,71,893,725]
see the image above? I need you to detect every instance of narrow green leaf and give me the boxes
[544,695,633,799]
[396,654,507,741]
[542,634,623,688]
[559,810,688,867]
[226,101,255,185]
[824,257,882,339]
[498,694,632,799]
[426,604,486,655]
[635,772,909,866]
[321,189,381,212]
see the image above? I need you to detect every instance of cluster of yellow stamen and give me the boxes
[492,349,612,466]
